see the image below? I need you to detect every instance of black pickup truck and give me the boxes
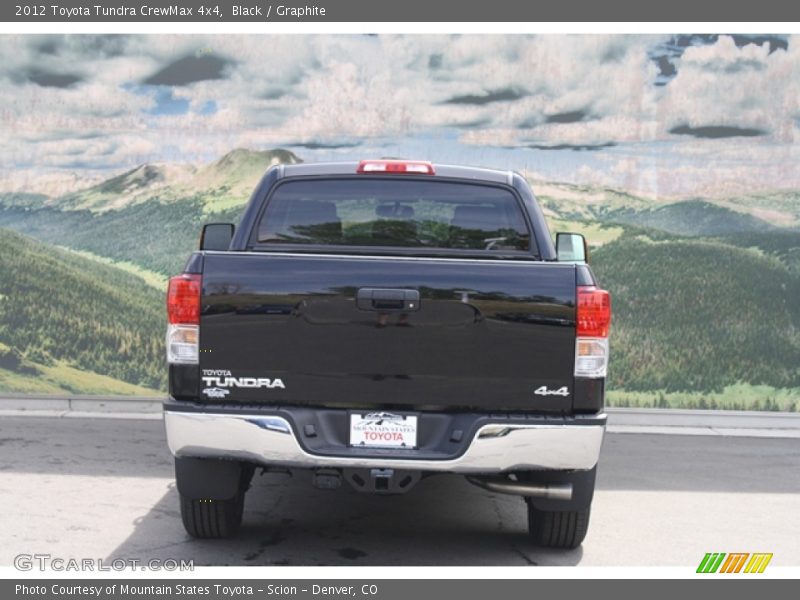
[164,160,611,549]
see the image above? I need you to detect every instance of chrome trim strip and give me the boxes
[164,411,605,473]
[199,250,567,267]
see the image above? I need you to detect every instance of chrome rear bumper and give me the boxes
[164,409,605,473]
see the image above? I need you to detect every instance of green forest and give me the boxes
[592,236,800,393]
[0,228,164,394]
[0,199,205,277]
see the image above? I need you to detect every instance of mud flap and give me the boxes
[174,457,244,500]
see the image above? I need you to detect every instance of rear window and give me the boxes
[255,178,530,252]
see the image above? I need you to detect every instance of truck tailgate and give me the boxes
[199,252,577,411]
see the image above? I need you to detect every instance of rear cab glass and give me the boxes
[252,178,533,255]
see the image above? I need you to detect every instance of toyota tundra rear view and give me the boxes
[163,159,611,548]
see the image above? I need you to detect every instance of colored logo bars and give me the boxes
[697,552,773,573]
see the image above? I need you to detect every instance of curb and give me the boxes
[605,407,800,430]
[605,407,800,438]
[0,393,164,415]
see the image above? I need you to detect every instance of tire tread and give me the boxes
[180,493,243,539]
[528,505,590,549]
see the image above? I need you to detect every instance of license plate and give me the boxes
[349,412,418,448]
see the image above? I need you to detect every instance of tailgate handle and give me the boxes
[356,288,420,312]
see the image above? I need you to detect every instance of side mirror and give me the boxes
[555,232,588,263]
[200,223,234,251]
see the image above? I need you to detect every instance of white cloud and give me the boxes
[0,34,798,198]
[659,35,799,140]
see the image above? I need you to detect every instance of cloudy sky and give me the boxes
[1,34,798,198]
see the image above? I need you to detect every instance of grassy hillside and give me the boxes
[532,177,798,230]
[0,228,164,393]
[532,180,655,221]
[0,148,302,276]
[41,147,301,215]
[0,353,158,396]
[715,230,800,275]
[607,200,775,236]
[0,192,49,209]
[188,148,302,214]
[551,196,798,405]
[0,198,202,276]
[719,190,800,228]
[607,384,800,412]
[57,163,196,212]
[592,235,800,394]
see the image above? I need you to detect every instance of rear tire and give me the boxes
[175,460,254,539]
[180,492,245,539]
[527,504,591,549]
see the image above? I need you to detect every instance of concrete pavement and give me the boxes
[0,416,798,567]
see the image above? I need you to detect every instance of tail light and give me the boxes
[357,160,435,175]
[166,274,201,364]
[575,286,611,378]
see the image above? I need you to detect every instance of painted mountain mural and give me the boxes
[0,34,798,409]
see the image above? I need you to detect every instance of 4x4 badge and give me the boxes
[534,386,569,397]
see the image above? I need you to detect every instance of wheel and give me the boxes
[180,491,245,539]
[175,459,254,539]
[527,504,591,549]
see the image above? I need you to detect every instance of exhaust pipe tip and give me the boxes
[466,476,573,500]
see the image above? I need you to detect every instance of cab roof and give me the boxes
[278,161,514,185]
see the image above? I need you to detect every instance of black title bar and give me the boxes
[3,0,800,22]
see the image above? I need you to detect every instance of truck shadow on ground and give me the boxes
[106,472,583,566]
